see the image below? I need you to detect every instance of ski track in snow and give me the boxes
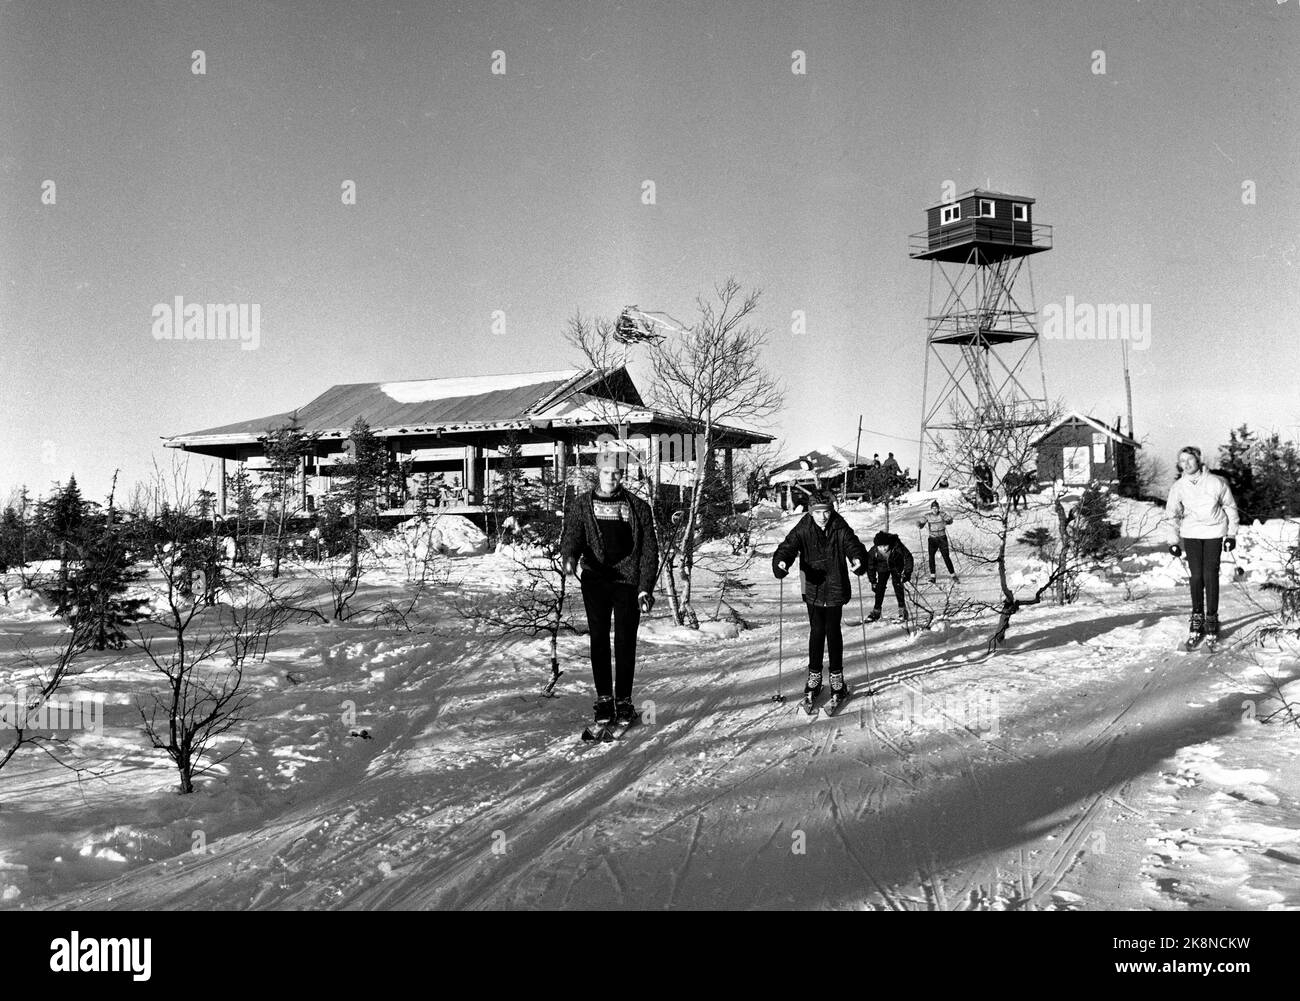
[3,500,1299,910]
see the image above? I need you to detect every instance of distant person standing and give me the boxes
[1166,446,1238,649]
[882,452,901,476]
[918,500,957,584]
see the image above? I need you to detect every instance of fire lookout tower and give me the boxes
[911,189,1053,488]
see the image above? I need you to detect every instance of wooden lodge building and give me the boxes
[163,367,772,521]
[1032,412,1141,496]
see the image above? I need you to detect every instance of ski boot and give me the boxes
[611,697,640,735]
[891,607,909,625]
[824,672,852,717]
[1203,614,1220,652]
[801,671,824,715]
[582,696,617,742]
[867,608,882,622]
[1184,612,1205,651]
[928,574,937,585]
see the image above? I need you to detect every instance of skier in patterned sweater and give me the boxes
[1165,445,1239,648]
[561,459,660,727]
[917,500,957,584]
[771,491,869,706]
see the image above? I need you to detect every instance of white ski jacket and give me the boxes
[1165,471,1239,543]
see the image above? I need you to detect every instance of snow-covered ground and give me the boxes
[1,500,1298,910]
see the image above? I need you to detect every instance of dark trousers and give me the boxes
[806,602,843,674]
[872,573,907,612]
[1184,537,1223,616]
[581,577,641,699]
[927,536,955,575]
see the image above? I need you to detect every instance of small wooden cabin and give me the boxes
[910,189,1051,262]
[1033,412,1141,496]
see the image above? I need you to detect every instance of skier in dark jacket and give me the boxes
[866,530,914,622]
[771,492,869,702]
[561,460,659,728]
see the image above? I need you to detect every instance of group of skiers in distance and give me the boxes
[557,444,1241,730]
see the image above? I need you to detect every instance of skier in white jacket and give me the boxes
[1165,446,1239,647]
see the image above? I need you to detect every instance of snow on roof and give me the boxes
[1032,412,1141,449]
[379,370,581,404]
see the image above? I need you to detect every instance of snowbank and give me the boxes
[901,488,965,509]
[369,516,489,560]
[0,587,56,621]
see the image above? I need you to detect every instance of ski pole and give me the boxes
[857,574,873,693]
[773,574,786,702]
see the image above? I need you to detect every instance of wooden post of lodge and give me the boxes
[219,457,228,516]
[300,454,308,512]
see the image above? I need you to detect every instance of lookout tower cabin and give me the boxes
[909,189,1051,275]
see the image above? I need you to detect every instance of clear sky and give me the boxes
[2,0,1297,504]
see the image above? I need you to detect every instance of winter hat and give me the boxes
[873,531,892,546]
[808,491,834,512]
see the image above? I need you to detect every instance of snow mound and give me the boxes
[371,516,489,559]
[0,587,56,621]
[639,618,743,644]
[901,488,964,508]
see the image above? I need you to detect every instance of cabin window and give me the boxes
[1011,203,1028,222]
[978,199,995,218]
[1092,433,1107,465]
[940,203,961,225]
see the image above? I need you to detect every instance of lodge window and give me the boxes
[978,199,995,218]
[940,203,961,225]
[1011,203,1028,222]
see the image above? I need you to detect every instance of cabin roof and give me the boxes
[1031,411,1142,449]
[926,188,1037,210]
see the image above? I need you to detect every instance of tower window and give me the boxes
[978,199,995,218]
[940,203,961,225]
[1011,203,1028,222]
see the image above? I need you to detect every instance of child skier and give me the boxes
[866,530,914,623]
[1165,445,1238,649]
[772,491,869,710]
[561,459,660,730]
[917,500,957,584]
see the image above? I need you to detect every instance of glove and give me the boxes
[773,560,789,580]
[1168,545,1182,559]
[848,557,864,575]
[563,557,581,578]
[638,592,654,613]
[1223,537,1237,552]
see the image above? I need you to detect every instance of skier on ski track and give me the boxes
[771,491,869,703]
[866,530,914,622]
[561,458,659,728]
[1165,445,1238,648]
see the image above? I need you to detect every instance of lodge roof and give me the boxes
[163,367,772,453]
[1031,411,1142,449]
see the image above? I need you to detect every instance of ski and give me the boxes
[581,722,615,743]
[800,688,824,716]
[608,711,642,739]
[821,689,852,718]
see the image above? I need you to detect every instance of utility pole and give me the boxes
[1121,338,1135,438]
[850,416,863,503]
